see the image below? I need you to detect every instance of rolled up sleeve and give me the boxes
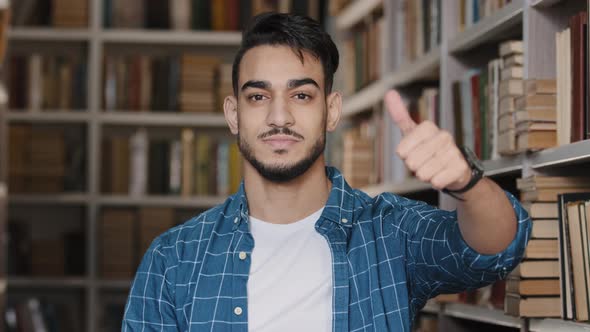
[404,191,531,305]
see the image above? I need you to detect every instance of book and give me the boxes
[506,278,560,296]
[516,130,556,151]
[522,187,590,202]
[556,28,572,146]
[501,66,523,80]
[500,40,524,57]
[532,219,559,239]
[525,79,557,95]
[569,12,587,143]
[503,54,524,67]
[524,238,559,259]
[511,260,560,278]
[522,202,559,219]
[505,294,560,317]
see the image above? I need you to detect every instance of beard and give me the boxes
[238,126,326,183]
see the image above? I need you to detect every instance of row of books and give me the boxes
[458,0,513,32]
[452,39,562,161]
[104,0,324,30]
[339,87,440,187]
[5,297,82,332]
[7,221,85,276]
[8,54,87,111]
[103,54,231,113]
[100,207,177,279]
[396,0,441,64]
[12,0,88,27]
[341,16,385,95]
[101,128,242,197]
[556,11,590,145]
[505,175,590,319]
[8,124,86,194]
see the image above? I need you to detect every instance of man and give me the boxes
[122,12,530,332]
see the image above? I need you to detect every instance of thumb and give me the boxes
[384,90,416,136]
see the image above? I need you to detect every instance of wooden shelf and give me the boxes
[342,48,440,118]
[8,277,88,288]
[529,140,590,169]
[530,0,566,8]
[443,303,523,328]
[448,0,524,53]
[9,193,90,205]
[529,318,590,332]
[483,155,525,176]
[7,111,90,123]
[421,300,441,315]
[360,178,433,197]
[8,27,91,41]
[98,195,225,208]
[100,112,228,128]
[100,29,241,46]
[335,0,383,30]
[95,279,132,290]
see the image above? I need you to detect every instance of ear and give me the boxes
[224,95,239,135]
[325,91,342,132]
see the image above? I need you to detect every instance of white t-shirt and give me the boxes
[247,208,332,332]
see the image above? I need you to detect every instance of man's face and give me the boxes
[227,45,338,183]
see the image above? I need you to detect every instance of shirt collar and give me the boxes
[230,166,356,228]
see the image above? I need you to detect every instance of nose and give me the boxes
[265,96,295,128]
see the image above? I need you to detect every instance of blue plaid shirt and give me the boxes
[123,166,531,331]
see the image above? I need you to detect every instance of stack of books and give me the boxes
[497,40,524,155]
[180,55,220,113]
[342,127,374,188]
[515,80,557,151]
[506,176,590,318]
[52,0,88,27]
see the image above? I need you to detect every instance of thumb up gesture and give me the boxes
[384,90,471,191]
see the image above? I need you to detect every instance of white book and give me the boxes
[171,0,191,30]
[28,54,43,112]
[129,128,148,197]
[169,140,182,194]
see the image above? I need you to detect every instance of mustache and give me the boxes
[258,127,304,140]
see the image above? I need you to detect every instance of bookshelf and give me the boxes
[334,0,590,331]
[4,0,247,330]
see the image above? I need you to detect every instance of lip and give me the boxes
[262,135,301,149]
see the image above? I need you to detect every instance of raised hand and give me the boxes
[384,90,471,191]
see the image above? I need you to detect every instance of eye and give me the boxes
[294,93,311,100]
[248,94,266,101]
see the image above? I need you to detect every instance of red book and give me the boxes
[226,0,239,31]
[570,12,587,142]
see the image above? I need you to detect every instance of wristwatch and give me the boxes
[442,147,484,201]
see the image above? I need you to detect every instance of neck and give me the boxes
[243,157,331,224]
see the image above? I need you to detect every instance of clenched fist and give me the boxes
[384,90,471,192]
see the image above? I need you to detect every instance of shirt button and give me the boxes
[239,252,247,260]
[234,306,243,315]
[234,217,239,224]
[341,218,348,224]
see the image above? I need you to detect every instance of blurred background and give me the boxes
[2,0,590,331]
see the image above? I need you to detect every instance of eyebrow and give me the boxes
[240,78,320,92]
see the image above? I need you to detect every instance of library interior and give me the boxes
[1,0,590,331]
